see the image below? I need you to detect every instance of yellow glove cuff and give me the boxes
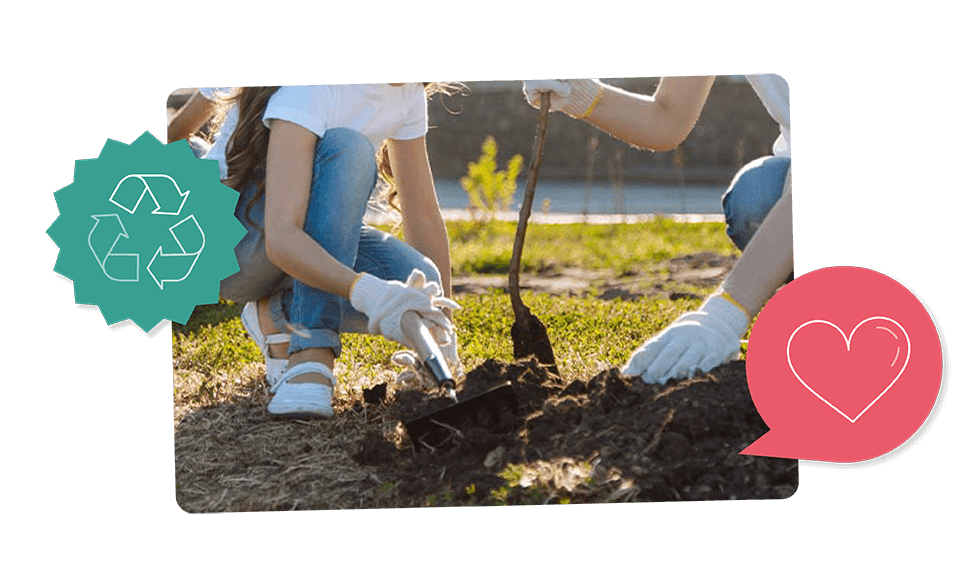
[560,79,604,119]
[349,272,366,298]
[575,84,603,119]
[719,291,752,324]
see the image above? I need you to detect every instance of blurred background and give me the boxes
[167,76,781,218]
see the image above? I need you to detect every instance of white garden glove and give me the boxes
[391,330,465,389]
[621,294,750,384]
[389,272,464,388]
[349,269,459,349]
[522,79,604,119]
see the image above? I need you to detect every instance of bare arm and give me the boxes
[387,136,453,302]
[721,169,793,317]
[263,120,359,299]
[167,92,215,143]
[584,76,716,151]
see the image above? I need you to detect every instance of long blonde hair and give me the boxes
[213,83,463,225]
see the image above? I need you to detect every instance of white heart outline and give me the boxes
[786,316,911,423]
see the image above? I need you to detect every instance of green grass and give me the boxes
[173,219,732,406]
[453,290,702,379]
[446,218,737,276]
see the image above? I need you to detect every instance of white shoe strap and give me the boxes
[272,361,336,392]
[265,332,291,345]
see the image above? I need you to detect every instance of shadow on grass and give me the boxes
[174,300,244,337]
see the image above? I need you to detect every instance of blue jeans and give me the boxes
[219,128,442,357]
[721,155,791,251]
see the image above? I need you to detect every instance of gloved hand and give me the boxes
[391,330,465,390]
[621,294,750,384]
[522,79,603,119]
[349,269,459,349]
[389,273,464,388]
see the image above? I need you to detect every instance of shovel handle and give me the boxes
[401,311,455,392]
[509,92,552,320]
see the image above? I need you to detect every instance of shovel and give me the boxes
[399,311,516,449]
[509,92,558,374]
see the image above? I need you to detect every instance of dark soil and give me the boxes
[174,250,793,511]
[354,357,797,506]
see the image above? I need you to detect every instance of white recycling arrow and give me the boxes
[88,214,139,282]
[146,215,206,290]
[109,174,190,216]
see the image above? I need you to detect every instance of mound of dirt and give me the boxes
[354,358,797,506]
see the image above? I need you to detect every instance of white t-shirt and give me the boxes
[198,87,235,179]
[744,74,791,158]
[204,84,428,180]
[264,84,427,148]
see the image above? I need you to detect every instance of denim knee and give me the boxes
[721,156,791,251]
[354,226,442,287]
[313,128,377,188]
[297,128,378,267]
[406,251,442,287]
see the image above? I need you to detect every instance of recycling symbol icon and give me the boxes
[48,132,246,332]
[89,174,206,289]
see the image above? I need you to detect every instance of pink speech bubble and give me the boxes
[742,266,942,463]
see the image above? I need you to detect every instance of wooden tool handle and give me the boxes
[509,92,552,319]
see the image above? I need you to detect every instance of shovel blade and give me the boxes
[511,309,558,374]
[403,382,516,451]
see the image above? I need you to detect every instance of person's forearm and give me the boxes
[167,93,215,143]
[265,230,359,299]
[720,170,793,317]
[403,203,453,298]
[387,136,454,301]
[584,76,716,151]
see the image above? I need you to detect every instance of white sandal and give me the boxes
[240,301,290,388]
[267,362,335,419]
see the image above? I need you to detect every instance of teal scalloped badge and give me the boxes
[47,132,246,332]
